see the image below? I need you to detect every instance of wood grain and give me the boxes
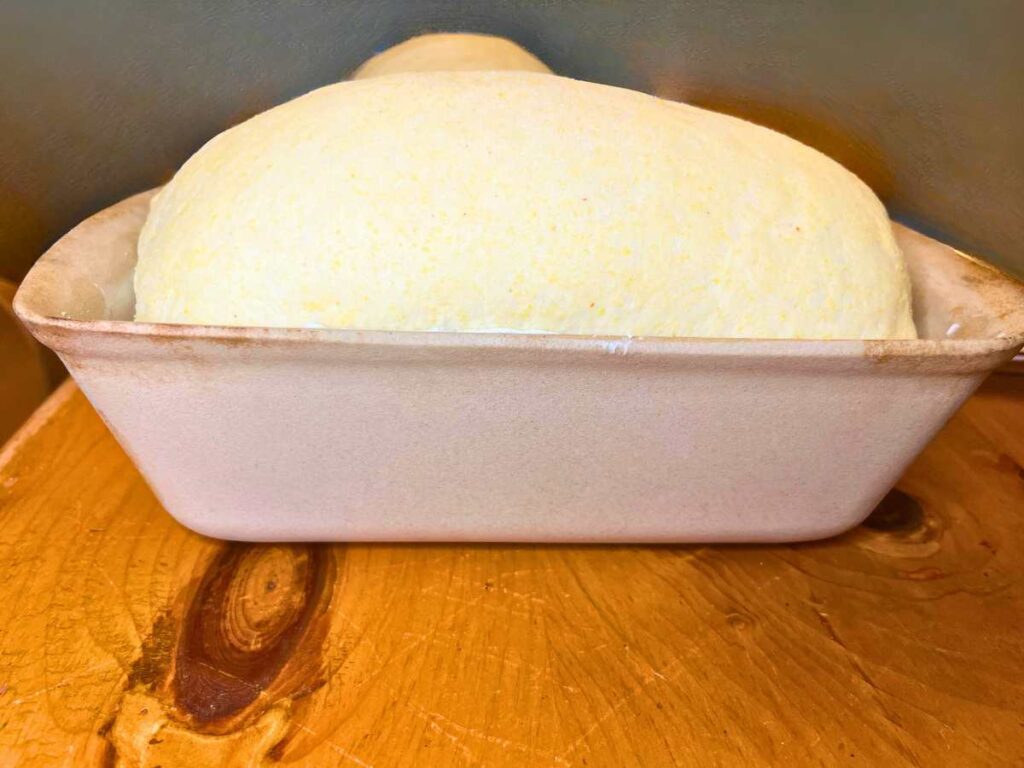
[1,378,1023,767]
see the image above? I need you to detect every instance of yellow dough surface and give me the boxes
[135,71,916,339]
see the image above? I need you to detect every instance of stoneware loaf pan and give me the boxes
[15,190,1024,542]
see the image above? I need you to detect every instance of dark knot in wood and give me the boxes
[863,489,924,534]
[173,543,334,723]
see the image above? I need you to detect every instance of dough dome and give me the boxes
[135,71,916,339]
[352,33,551,79]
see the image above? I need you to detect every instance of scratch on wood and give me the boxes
[559,655,686,761]
[8,659,119,705]
[297,723,376,768]
[417,712,478,763]
[407,702,569,766]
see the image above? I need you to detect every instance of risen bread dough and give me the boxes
[135,71,916,339]
[352,33,551,79]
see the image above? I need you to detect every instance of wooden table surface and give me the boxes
[1,378,1022,768]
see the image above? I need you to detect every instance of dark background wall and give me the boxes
[2,0,1022,284]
